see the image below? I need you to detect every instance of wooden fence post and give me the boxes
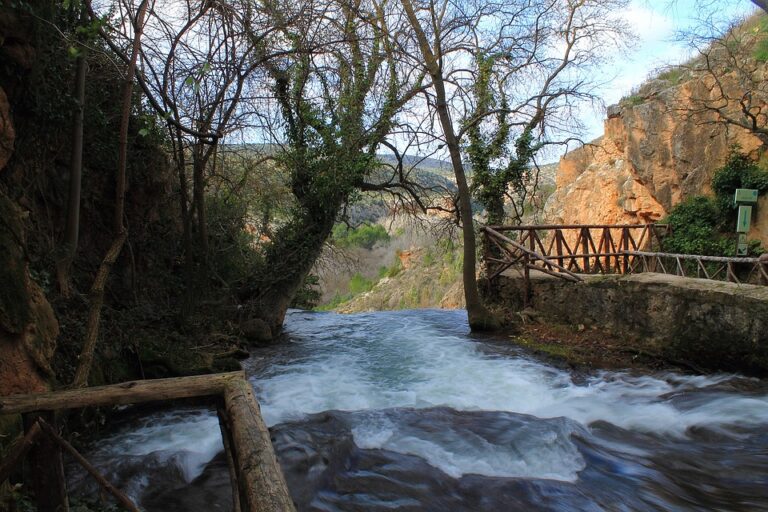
[223,378,295,512]
[23,412,68,512]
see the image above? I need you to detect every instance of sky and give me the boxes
[580,0,759,142]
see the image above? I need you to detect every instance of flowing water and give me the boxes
[71,309,768,511]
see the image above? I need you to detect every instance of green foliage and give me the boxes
[422,249,435,266]
[661,196,735,255]
[656,67,685,84]
[291,274,322,310]
[661,150,767,257]
[711,151,768,212]
[623,94,644,106]
[206,196,260,286]
[348,272,375,294]
[0,196,30,333]
[753,39,768,62]
[332,223,390,249]
[753,17,768,62]
[314,272,376,311]
[378,258,403,279]
[465,53,542,226]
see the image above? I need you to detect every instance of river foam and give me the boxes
[251,310,768,437]
[80,309,768,503]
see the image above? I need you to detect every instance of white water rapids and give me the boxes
[79,309,768,510]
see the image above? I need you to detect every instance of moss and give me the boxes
[510,335,584,365]
[0,193,30,334]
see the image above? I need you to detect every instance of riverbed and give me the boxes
[70,309,768,511]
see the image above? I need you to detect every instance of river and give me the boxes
[70,309,768,511]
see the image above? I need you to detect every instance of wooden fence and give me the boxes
[0,372,295,512]
[482,224,768,286]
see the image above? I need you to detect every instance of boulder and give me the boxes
[241,318,273,343]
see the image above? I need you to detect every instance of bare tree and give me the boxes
[397,0,628,330]
[673,10,768,146]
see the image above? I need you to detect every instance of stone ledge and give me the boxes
[483,271,768,375]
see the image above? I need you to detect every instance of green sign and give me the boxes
[737,205,753,233]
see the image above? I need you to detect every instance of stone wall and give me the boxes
[484,271,768,375]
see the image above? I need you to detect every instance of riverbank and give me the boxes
[511,322,701,374]
[484,271,768,376]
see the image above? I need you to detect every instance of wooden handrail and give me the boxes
[0,372,242,414]
[0,372,296,512]
[483,227,582,282]
[481,223,766,286]
[627,251,760,264]
[488,223,669,230]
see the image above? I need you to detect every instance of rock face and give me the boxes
[0,184,58,396]
[545,74,768,246]
[0,7,56,398]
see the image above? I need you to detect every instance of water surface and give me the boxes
[73,309,768,511]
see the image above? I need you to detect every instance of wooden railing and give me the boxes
[0,372,295,512]
[627,251,768,284]
[483,224,668,280]
[482,224,768,286]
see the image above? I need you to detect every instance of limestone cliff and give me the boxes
[0,5,57,397]
[545,43,768,246]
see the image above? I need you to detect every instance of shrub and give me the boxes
[661,196,735,256]
[206,196,260,286]
[291,274,322,309]
[711,151,768,214]
[332,223,390,249]
[656,67,685,84]
[661,150,767,257]
[348,273,374,294]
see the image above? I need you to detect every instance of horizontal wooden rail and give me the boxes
[627,251,759,264]
[481,223,767,287]
[488,223,670,231]
[0,372,242,414]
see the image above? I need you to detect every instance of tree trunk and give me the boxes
[75,0,149,387]
[23,412,68,512]
[247,209,337,334]
[57,41,87,298]
[72,232,127,387]
[223,378,296,511]
[192,143,209,259]
[400,0,498,331]
[171,126,196,315]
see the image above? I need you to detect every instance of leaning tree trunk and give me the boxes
[247,207,338,334]
[400,0,499,331]
[57,40,87,298]
[74,0,149,388]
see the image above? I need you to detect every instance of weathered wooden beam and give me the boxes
[483,227,582,282]
[37,419,140,512]
[0,372,243,415]
[223,378,296,512]
[24,412,68,512]
[217,406,243,512]
[626,251,759,264]
[488,223,666,230]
